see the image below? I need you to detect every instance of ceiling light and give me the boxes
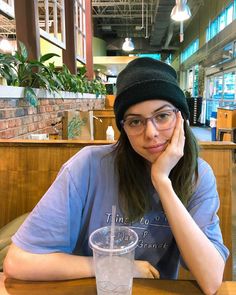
[122,38,134,52]
[171,0,191,22]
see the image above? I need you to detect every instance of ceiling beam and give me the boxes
[92,1,167,7]
[93,14,153,18]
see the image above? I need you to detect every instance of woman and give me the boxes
[4,58,228,294]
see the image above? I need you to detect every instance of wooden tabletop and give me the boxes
[0,273,236,295]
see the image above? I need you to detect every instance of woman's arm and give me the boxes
[4,243,94,281]
[154,179,224,295]
[4,243,159,280]
[151,112,225,295]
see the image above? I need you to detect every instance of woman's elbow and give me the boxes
[3,251,18,279]
[3,244,27,279]
[201,279,222,295]
[200,269,224,295]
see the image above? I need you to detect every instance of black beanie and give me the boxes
[114,57,190,130]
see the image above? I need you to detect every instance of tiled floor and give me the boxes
[191,126,212,141]
[191,126,236,281]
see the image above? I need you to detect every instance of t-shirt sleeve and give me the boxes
[180,159,229,267]
[12,149,91,254]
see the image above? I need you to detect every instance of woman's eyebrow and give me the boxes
[124,103,173,118]
[152,104,173,113]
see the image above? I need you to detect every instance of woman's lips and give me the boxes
[144,142,168,154]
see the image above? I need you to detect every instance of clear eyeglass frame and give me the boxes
[120,108,179,136]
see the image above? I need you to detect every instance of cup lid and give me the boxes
[89,226,138,255]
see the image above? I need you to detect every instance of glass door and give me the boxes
[205,70,236,124]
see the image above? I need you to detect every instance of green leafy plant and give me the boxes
[0,41,106,106]
[184,90,192,99]
[0,41,62,106]
[56,64,106,96]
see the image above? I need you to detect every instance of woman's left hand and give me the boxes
[151,111,185,185]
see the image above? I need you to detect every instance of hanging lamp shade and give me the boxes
[170,0,191,22]
[122,37,135,52]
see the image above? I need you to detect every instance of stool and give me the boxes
[217,127,236,143]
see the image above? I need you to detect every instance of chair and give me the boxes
[217,127,236,143]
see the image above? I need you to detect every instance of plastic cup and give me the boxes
[89,226,138,295]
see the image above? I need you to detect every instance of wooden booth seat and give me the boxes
[0,139,235,281]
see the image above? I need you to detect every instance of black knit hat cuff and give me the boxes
[114,79,190,130]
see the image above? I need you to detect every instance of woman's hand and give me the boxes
[133,260,160,279]
[151,111,185,185]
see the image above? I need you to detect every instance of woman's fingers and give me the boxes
[151,111,186,182]
[169,111,185,157]
[133,260,160,279]
[170,111,184,145]
[149,263,160,279]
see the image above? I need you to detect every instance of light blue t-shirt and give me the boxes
[12,144,229,279]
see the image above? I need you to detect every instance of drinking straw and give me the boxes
[110,205,116,250]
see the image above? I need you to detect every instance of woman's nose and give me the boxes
[144,119,159,138]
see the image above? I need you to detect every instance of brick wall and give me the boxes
[0,95,105,139]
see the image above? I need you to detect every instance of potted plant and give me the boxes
[0,41,106,106]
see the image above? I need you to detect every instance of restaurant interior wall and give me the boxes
[40,37,62,67]
[180,0,233,50]
[172,0,236,126]
[93,37,107,56]
[0,95,105,139]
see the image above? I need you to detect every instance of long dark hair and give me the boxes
[114,120,199,222]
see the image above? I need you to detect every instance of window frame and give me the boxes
[38,0,66,49]
[0,0,14,18]
[75,0,86,63]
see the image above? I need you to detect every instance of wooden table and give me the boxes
[0,273,236,294]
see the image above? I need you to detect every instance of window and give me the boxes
[226,3,234,25]
[181,39,199,63]
[210,18,218,39]
[38,0,66,49]
[213,75,223,100]
[218,12,226,31]
[75,0,86,63]
[0,0,14,18]
[206,72,236,122]
[137,53,161,60]
[223,72,235,100]
[206,1,235,42]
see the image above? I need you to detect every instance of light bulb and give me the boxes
[122,38,134,52]
[171,0,191,22]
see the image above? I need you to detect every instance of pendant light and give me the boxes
[122,6,135,52]
[170,0,191,22]
[122,37,134,52]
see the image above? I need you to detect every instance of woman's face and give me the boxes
[123,100,177,163]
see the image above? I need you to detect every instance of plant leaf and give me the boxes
[24,87,38,107]
[40,53,60,63]
[17,41,28,62]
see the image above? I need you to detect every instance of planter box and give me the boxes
[0,85,105,139]
[0,85,103,100]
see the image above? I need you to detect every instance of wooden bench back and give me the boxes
[0,139,235,280]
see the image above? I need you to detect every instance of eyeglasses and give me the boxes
[120,108,178,136]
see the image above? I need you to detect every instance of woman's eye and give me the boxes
[155,112,170,121]
[128,118,142,127]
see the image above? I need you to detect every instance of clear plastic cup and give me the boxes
[89,226,138,295]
